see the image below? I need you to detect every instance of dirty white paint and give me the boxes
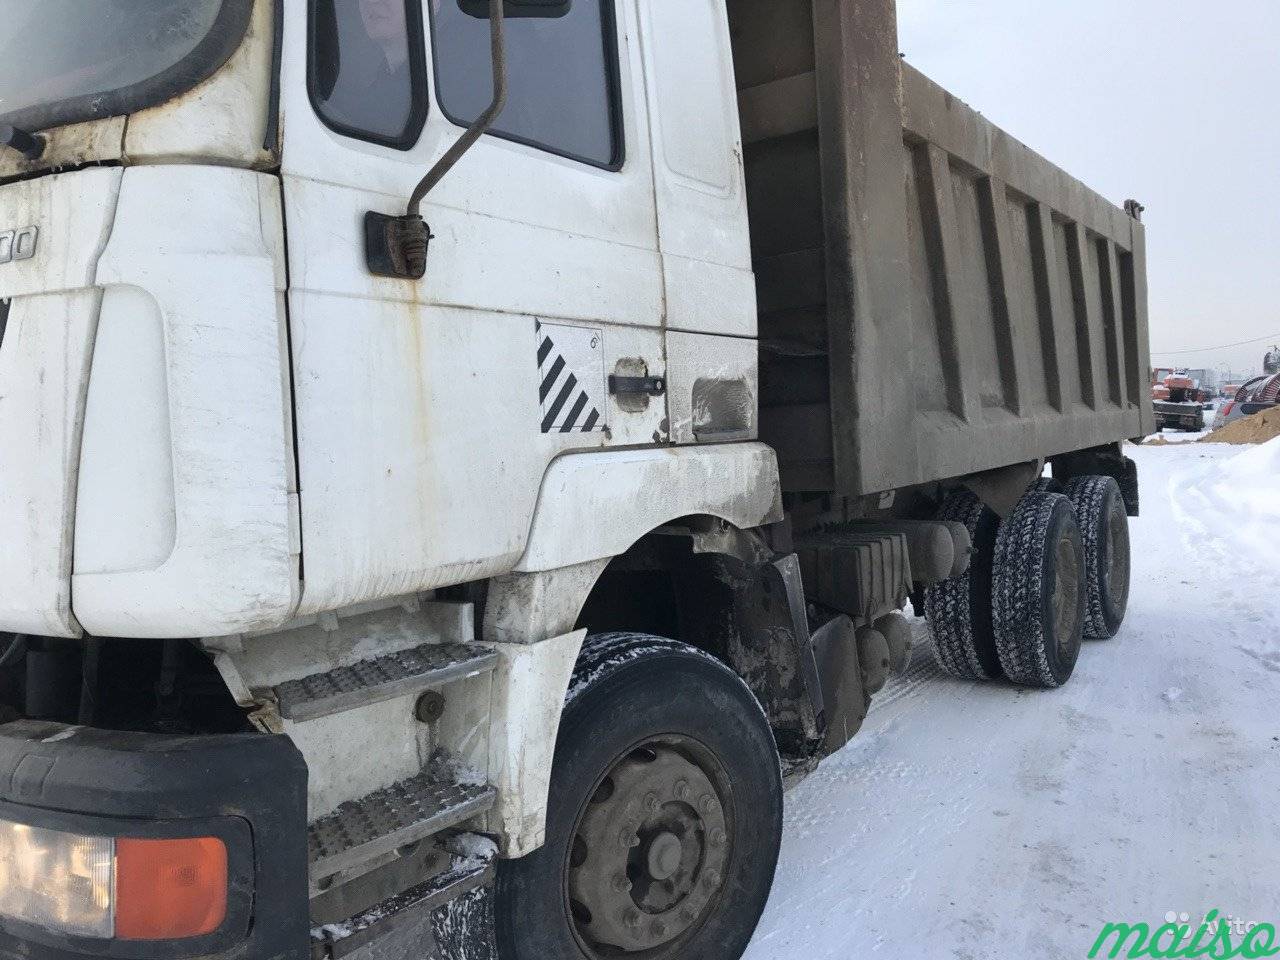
[226,598,476,690]
[0,168,122,637]
[71,166,297,638]
[515,444,783,573]
[216,598,479,819]
[124,0,277,168]
[74,285,177,575]
[637,0,756,338]
[0,118,126,183]
[0,291,101,638]
[666,330,759,444]
[277,0,682,616]
[481,629,587,857]
[288,696,431,821]
[485,559,612,646]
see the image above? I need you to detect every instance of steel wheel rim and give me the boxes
[564,736,734,958]
[1104,499,1130,610]
[1053,534,1082,658]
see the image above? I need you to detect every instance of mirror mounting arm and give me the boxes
[410,0,508,215]
[365,0,509,280]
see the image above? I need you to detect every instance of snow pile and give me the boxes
[447,832,499,866]
[1172,435,1280,568]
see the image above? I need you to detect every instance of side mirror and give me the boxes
[458,0,571,18]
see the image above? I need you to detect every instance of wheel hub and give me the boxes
[567,744,730,954]
[1104,499,1130,605]
[1053,534,1082,655]
[647,832,683,881]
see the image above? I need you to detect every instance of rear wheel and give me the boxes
[1064,476,1131,639]
[495,633,782,960]
[992,492,1086,688]
[922,491,1003,680]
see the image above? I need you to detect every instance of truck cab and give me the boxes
[0,3,1148,960]
[2,0,759,643]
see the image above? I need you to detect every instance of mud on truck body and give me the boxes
[0,1,1152,958]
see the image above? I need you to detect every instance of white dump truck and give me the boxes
[0,1,1152,958]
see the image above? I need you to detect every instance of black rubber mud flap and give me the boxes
[809,615,868,758]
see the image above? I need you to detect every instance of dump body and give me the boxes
[732,0,1155,494]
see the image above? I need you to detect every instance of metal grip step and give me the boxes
[311,843,497,959]
[275,643,498,722]
[309,775,496,885]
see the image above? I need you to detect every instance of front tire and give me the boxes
[495,633,783,960]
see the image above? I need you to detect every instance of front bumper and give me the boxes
[0,722,309,960]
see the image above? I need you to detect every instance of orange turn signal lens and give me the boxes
[114,837,228,941]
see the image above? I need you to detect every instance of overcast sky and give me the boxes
[896,0,1280,381]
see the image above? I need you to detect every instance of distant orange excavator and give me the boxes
[1151,368,1212,431]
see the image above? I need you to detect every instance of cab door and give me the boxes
[637,0,758,446]
[280,0,665,614]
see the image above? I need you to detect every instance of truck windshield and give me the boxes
[0,0,252,133]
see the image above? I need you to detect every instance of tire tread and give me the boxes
[992,492,1078,688]
[923,493,1001,680]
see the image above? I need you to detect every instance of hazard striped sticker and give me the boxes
[536,320,605,433]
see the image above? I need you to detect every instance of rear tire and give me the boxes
[992,492,1086,688]
[494,633,782,960]
[1063,476,1131,639]
[922,491,1003,680]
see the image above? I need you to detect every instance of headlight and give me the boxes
[0,820,227,941]
[0,821,114,937]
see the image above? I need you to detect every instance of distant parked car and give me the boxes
[1211,399,1245,431]
[1212,374,1280,430]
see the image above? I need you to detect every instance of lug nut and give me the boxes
[652,921,668,938]
[624,909,642,930]
[710,828,727,847]
[702,869,722,890]
[699,795,717,815]
[645,792,660,813]
[613,874,633,894]
[674,779,689,800]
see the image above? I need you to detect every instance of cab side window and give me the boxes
[309,0,429,149]
[430,0,622,168]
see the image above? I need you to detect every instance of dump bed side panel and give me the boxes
[737,0,1153,495]
[897,65,1153,484]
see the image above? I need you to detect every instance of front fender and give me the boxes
[513,443,783,574]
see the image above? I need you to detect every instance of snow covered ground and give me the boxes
[745,440,1280,959]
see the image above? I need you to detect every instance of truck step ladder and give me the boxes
[275,643,498,723]
[309,774,496,888]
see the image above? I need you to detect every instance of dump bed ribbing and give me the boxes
[729,0,1154,495]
